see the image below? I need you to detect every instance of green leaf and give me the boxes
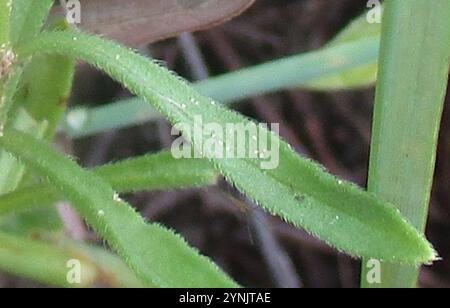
[0,129,238,288]
[63,36,380,138]
[14,16,75,140]
[16,53,75,139]
[16,30,436,264]
[0,108,47,194]
[305,10,381,90]
[95,151,218,192]
[0,231,97,287]
[0,0,9,47]
[361,0,450,288]
[0,151,218,216]
[73,240,147,288]
[0,18,75,236]
[0,66,23,127]
[9,0,53,47]
[0,231,146,288]
[0,206,63,236]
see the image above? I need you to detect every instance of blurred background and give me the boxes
[2,0,449,288]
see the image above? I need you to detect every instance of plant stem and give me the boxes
[361,0,450,288]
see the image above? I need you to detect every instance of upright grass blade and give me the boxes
[0,130,238,288]
[14,30,437,264]
[9,0,54,47]
[0,151,218,216]
[63,36,380,138]
[361,0,450,288]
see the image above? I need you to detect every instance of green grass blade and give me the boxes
[15,30,437,264]
[0,151,218,216]
[9,0,53,47]
[0,232,146,288]
[63,36,380,138]
[361,0,450,288]
[0,129,238,288]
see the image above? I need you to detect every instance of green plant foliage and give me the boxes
[0,231,98,287]
[305,11,381,90]
[361,0,450,288]
[0,151,218,216]
[0,108,46,194]
[14,30,436,264]
[0,129,238,288]
[9,0,54,47]
[0,231,145,287]
[0,2,447,288]
[64,35,380,138]
[0,0,9,47]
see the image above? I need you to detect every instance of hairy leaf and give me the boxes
[64,37,380,138]
[0,151,218,216]
[15,31,436,264]
[0,129,237,288]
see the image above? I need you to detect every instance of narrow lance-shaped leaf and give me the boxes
[64,36,380,138]
[0,151,218,216]
[0,129,238,288]
[16,30,436,264]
